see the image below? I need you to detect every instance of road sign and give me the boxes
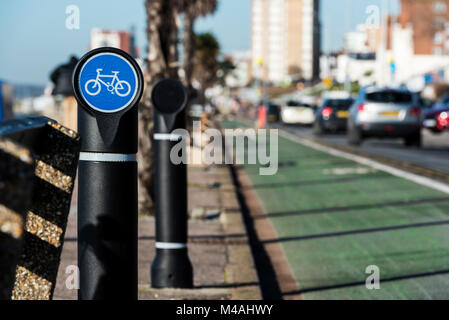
[76,50,139,113]
[389,57,396,73]
[323,77,332,88]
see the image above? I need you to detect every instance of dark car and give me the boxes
[422,97,449,133]
[259,101,280,123]
[313,98,354,135]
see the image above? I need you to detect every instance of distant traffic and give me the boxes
[252,85,449,149]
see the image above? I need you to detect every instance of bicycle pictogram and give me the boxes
[84,69,131,97]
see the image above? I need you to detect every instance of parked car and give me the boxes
[347,87,423,147]
[265,102,281,123]
[281,100,316,125]
[313,97,354,135]
[422,96,449,133]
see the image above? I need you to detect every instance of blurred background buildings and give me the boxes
[89,27,139,58]
[5,0,449,118]
[251,0,320,84]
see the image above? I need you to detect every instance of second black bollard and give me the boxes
[73,47,144,299]
[151,79,193,288]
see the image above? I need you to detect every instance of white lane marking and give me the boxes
[279,130,449,195]
[155,242,187,249]
[79,152,136,162]
[322,167,377,175]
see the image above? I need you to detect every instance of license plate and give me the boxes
[268,115,277,121]
[380,111,400,117]
[423,119,436,127]
[337,111,349,118]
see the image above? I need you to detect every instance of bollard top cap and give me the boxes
[151,79,188,115]
[72,47,143,115]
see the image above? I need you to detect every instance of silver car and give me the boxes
[347,87,422,147]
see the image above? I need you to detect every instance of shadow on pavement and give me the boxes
[254,197,449,220]
[228,164,284,300]
[262,219,449,244]
[244,174,391,190]
[197,282,260,289]
[283,268,449,296]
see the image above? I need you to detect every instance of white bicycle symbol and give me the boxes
[84,69,131,97]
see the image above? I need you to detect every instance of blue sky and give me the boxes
[0,0,399,85]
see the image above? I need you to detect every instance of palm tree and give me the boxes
[139,0,218,214]
[139,0,180,214]
[178,0,218,92]
[192,32,220,99]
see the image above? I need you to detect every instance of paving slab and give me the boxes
[54,164,261,300]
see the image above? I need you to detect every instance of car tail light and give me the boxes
[410,107,421,116]
[437,112,449,129]
[321,107,333,118]
[357,104,366,112]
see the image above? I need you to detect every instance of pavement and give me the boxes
[53,161,261,300]
[223,119,449,300]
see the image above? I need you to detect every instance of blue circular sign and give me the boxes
[78,52,138,113]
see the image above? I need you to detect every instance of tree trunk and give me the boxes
[139,0,180,215]
[183,7,195,92]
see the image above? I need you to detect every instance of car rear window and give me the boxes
[286,101,301,106]
[268,104,279,112]
[366,91,412,103]
[286,101,314,108]
[325,99,353,110]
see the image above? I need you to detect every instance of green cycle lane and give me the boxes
[222,120,449,300]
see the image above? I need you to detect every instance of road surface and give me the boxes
[224,119,449,300]
[275,123,449,174]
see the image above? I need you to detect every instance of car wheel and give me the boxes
[313,122,324,136]
[347,127,363,146]
[404,132,422,148]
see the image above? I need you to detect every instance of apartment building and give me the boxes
[251,0,320,83]
[89,28,139,58]
[399,0,449,55]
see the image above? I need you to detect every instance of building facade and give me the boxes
[89,28,139,58]
[370,0,449,88]
[399,0,449,55]
[251,0,320,84]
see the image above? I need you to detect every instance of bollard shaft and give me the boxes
[77,106,138,300]
[151,98,193,288]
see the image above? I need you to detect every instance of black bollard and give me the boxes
[72,47,143,300]
[151,79,193,288]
